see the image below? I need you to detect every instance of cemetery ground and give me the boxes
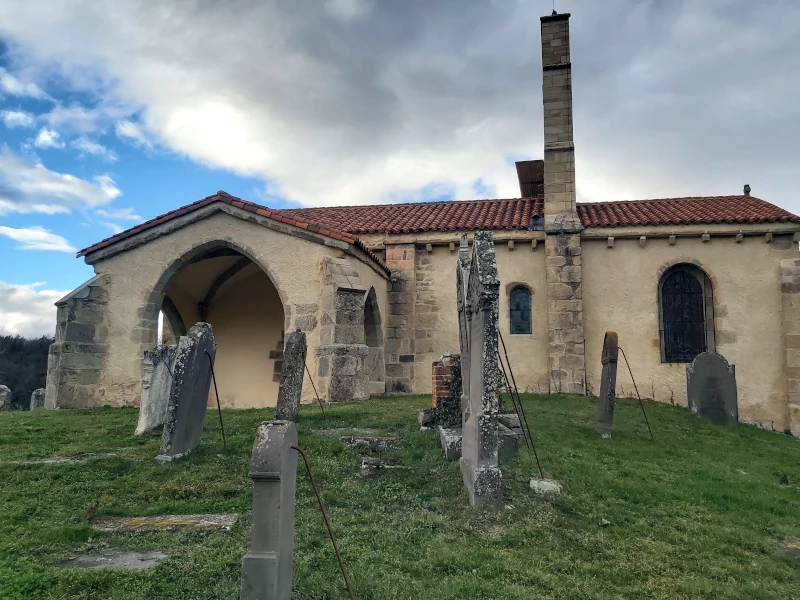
[1,395,799,600]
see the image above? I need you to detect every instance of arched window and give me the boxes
[659,264,715,363]
[509,286,532,335]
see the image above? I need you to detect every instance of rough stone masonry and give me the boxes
[274,329,307,421]
[458,230,503,510]
[156,323,216,463]
[541,12,586,395]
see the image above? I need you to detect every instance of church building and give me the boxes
[45,12,800,438]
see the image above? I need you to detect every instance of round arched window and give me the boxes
[509,286,532,335]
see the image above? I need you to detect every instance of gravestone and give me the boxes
[156,323,216,463]
[135,344,177,436]
[457,231,502,509]
[240,420,298,600]
[274,330,307,421]
[686,352,738,425]
[0,385,11,411]
[595,332,619,438]
[29,388,46,411]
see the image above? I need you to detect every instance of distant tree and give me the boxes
[0,335,53,410]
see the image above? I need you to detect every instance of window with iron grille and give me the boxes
[509,286,532,335]
[659,264,715,363]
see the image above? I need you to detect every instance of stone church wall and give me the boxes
[582,231,799,432]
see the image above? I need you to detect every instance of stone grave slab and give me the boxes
[156,323,216,463]
[56,549,167,570]
[439,427,462,461]
[5,453,118,465]
[530,478,563,495]
[596,332,619,438]
[274,329,307,421]
[29,388,46,411]
[91,513,237,533]
[458,231,503,509]
[240,420,298,600]
[341,436,403,451]
[136,344,177,436]
[360,457,405,477]
[498,424,519,462]
[0,385,11,411]
[686,352,738,425]
[311,427,382,436]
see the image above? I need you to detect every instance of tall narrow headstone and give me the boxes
[274,330,307,421]
[686,352,738,425]
[29,388,46,411]
[458,231,502,509]
[240,420,298,600]
[596,332,619,438]
[156,323,216,463]
[0,385,11,411]
[135,344,177,435]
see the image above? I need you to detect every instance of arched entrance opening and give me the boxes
[658,263,715,363]
[364,287,385,395]
[147,244,286,408]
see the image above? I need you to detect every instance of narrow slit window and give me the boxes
[509,286,532,335]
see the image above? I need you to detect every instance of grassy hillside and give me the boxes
[0,394,798,599]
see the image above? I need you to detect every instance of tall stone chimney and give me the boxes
[540,11,586,395]
[540,12,581,232]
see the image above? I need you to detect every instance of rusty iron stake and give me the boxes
[205,349,226,448]
[304,361,326,418]
[619,346,655,441]
[292,445,355,600]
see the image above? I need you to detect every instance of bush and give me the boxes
[0,335,53,409]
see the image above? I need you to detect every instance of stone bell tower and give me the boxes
[541,11,586,394]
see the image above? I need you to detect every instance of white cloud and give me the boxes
[0,281,68,337]
[42,102,135,135]
[0,110,35,128]
[100,221,123,234]
[32,127,64,149]
[94,206,140,220]
[0,67,49,99]
[115,120,151,149]
[0,147,121,214]
[0,225,76,252]
[71,136,118,161]
[0,1,797,213]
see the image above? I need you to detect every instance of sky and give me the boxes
[0,0,798,337]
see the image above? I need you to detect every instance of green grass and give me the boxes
[1,394,799,599]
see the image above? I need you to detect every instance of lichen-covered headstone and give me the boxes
[29,388,46,411]
[687,352,738,425]
[458,231,502,509]
[0,385,11,411]
[596,332,619,438]
[156,323,215,463]
[240,420,298,600]
[135,344,177,435]
[274,330,307,421]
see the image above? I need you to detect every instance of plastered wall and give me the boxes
[413,241,550,394]
[88,208,387,407]
[582,233,799,431]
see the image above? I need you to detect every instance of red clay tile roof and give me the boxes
[279,197,544,234]
[76,191,390,275]
[576,195,800,228]
[78,191,800,263]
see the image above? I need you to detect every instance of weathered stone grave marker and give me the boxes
[156,323,216,463]
[458,230,503,509]
[0,385,11,411]
[596,332,619,438]
[274,329,307,421]
[135,344,176,435]
[687,352,738,425]
[240,420,298,600]
[29,388,46,411]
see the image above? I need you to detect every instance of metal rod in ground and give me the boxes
[204,350,226,448]
[498,331,541,454]
[304,361,325,418]
[292,445,355,600]
[497,352,532,454]
[618,346,655,441]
